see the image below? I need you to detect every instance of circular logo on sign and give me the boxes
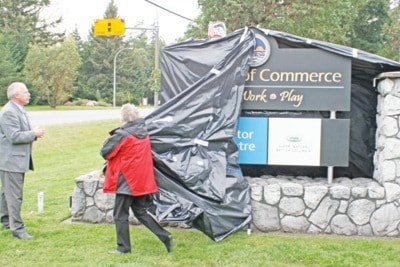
[250,34,271,67]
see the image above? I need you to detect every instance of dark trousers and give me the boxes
[113,194,170,253]
[0,171,25,233]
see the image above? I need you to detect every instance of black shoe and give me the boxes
[12,231,34,240]
[164,235,173,253]
[107,249,130,255]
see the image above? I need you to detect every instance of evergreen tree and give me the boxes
[0,33,19,105]
[348,0,390,53]
[77,0,125,104]
[0,0,64,70]
[71,28,96,101]
[379,1,400,61]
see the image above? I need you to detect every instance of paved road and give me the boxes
[28,108,155,127]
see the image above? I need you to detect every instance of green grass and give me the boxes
[1,119,400,266]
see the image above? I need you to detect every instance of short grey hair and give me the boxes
[120,104,139,123]
[7,82,26,100]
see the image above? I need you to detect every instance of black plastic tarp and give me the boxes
[144,28,255,241]
[159,27,400,179]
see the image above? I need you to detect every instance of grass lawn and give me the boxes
[0,118,400,266]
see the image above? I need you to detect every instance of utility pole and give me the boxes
[126,20,160,107]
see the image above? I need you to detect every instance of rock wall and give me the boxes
[250,176,398,236]
[71,170,114,224]
[71,72,400,237]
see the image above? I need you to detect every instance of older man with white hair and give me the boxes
[0,82,45,240]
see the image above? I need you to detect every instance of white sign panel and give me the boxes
[268,118,321,166]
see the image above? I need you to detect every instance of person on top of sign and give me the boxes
[208,21,227,39]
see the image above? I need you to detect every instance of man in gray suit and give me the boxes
[0,82,45,240]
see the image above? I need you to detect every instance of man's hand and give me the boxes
[33,127,45,138]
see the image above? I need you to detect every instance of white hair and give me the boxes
[7,82,27,100]
[120,104,139,123]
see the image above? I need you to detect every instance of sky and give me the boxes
[42,0,200,44]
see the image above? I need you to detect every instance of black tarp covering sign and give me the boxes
[144,28,255,241]
[157,26,400,179]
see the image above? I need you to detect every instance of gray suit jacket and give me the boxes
[0,101,36,172]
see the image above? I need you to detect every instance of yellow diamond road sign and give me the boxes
[94,19,125,36]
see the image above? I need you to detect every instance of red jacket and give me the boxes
[101,120,158,196]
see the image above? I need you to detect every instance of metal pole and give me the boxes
[113,47,133,107]
[154,19,160,107]
[155,20,159,70]
[327,110,336,184]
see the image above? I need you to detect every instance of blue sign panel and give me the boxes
[235,117,268,164]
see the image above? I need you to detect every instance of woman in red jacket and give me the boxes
[101,104,172,254]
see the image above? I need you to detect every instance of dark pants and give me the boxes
[0,171,25,233]
[113,194,170,253]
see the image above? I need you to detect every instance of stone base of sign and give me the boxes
[250,176,399,236]
[71,170,400,237]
